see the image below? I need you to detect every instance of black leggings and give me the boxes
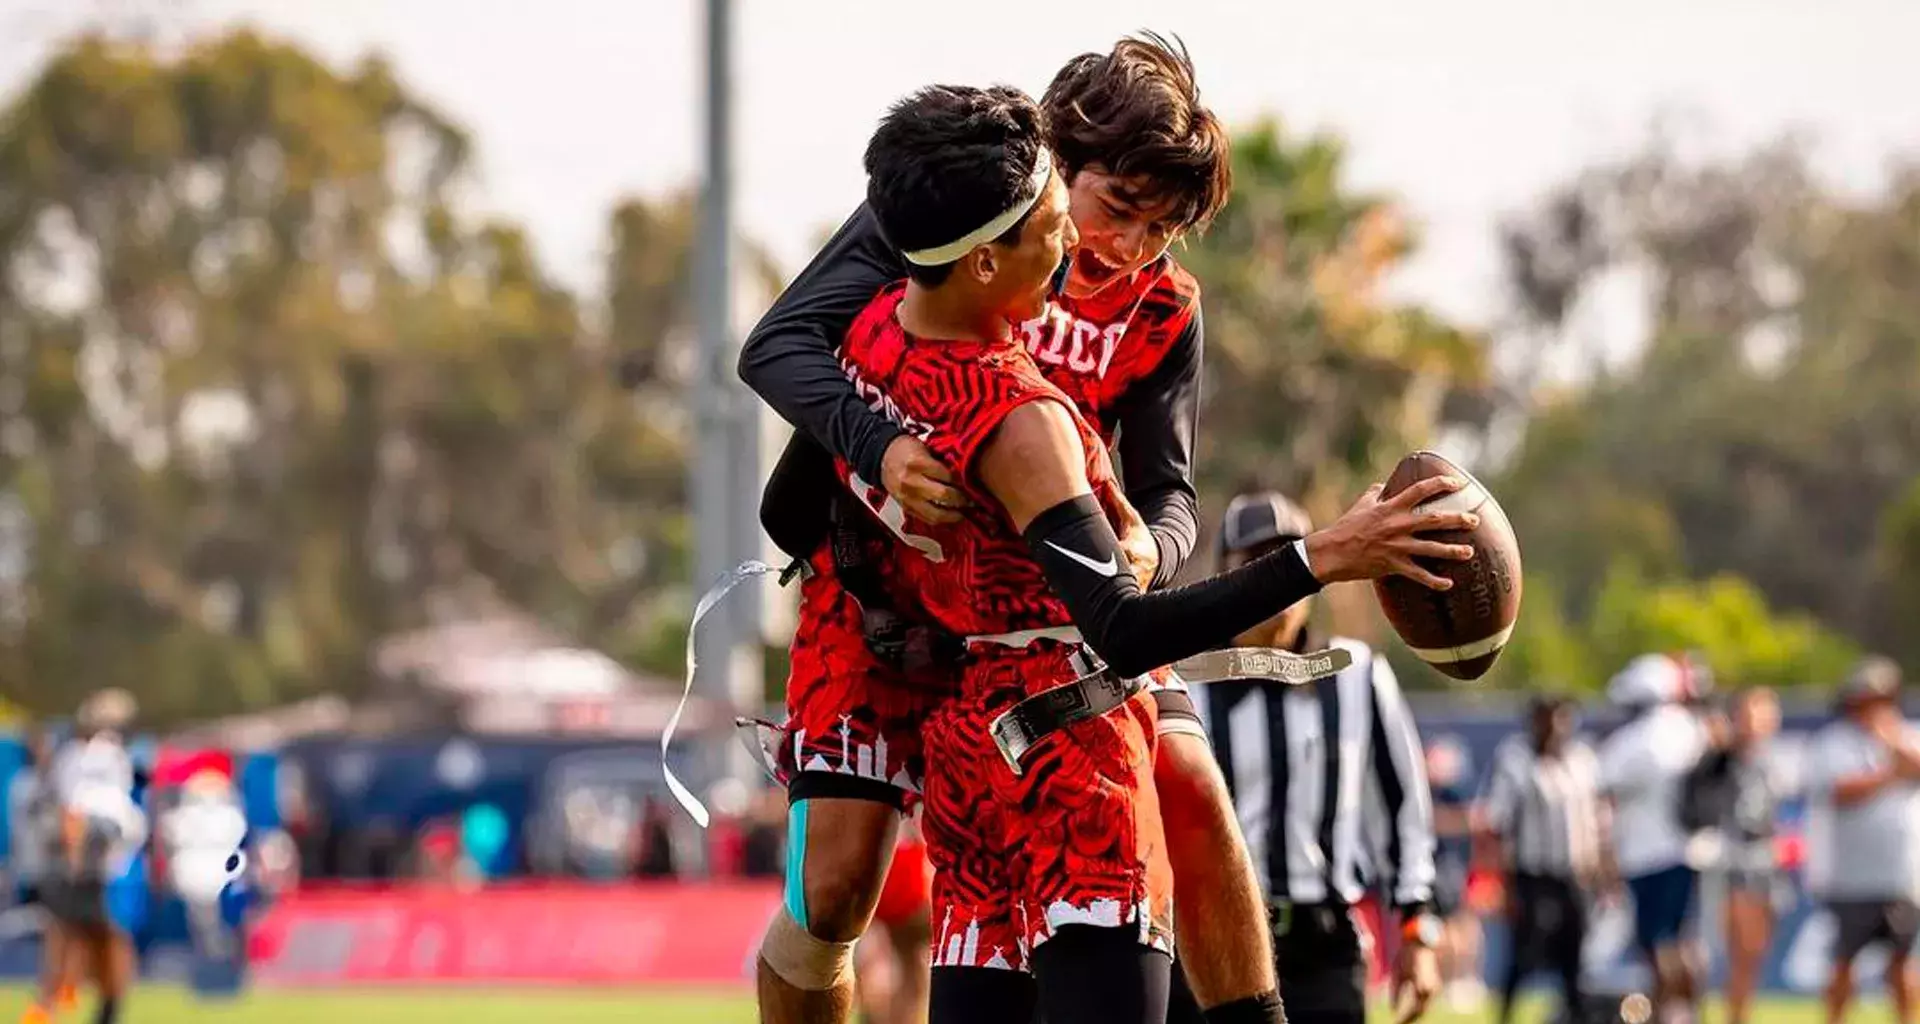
[930,925,1172,1024]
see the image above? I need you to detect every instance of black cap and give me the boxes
[1220,491,1313,555]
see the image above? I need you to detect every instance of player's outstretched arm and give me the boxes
[977,402,1480,679]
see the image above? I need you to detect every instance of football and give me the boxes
[1372,451,1522,680]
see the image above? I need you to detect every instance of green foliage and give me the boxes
[1393,561,1857,694]
[1584,565,1857,691]
[0,29,714,722]
[1877,476,1920,667]
[1180,117,1489,520]
[1488,572,1594,691]
[1484,135,1920,687]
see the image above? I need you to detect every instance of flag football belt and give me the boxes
[825,497,967,676]
[973,635,1354,774]
[1173,645,1354,686]
[984,653,1148,776]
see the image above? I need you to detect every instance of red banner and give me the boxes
[248,881,782,986]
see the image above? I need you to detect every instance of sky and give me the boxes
[1,0,1915,344]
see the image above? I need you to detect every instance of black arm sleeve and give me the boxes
[737,202,908,484]
[1023,495,1322,679]
[1112,307,1203,587]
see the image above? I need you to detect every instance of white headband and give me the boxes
[901,148,1053,267]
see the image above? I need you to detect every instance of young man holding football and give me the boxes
[811,81,1473,1024]
[743,36,1294,1024]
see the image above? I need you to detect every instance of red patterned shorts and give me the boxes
[920,642,1175,972]
[779,545,954,805]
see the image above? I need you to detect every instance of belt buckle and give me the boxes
[863,609,910,668]
[988,706,1030,777]
[987,662,1116,778]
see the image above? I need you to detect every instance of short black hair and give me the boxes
[864,84,1048,286]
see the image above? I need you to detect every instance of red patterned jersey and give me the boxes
[834,284,1131,641]
[1016,254,1200,442]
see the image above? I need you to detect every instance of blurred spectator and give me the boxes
[1424,736,1484,1010]
[353,819,406,880]
[632,796,676,879]
[7,729,54,907]
[413,817,464,884]
[1805,657,1920,1024]
[741,786,787,879]
[159,768,249,956]
[460,803,510,881]
[1599,653,1715,1024]
[1687,687,1783,1024]
[702,779,752,878]
[1480,695,1604,1024]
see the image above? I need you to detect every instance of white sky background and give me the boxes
[1,0,1915,360]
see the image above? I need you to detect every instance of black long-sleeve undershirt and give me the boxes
[738,201,1202,586]
[1023,495,1322,680]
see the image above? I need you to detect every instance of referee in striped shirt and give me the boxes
[1180,491,1442,1024]
[1477,695,1607,1024]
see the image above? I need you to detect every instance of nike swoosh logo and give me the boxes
[1046,541,1120,577]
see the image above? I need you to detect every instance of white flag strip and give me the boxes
[662,559,777,828]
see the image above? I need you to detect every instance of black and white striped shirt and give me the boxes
[1199,637,1436,911]
[1479,734,1604,880]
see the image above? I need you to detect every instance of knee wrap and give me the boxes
[760,907,856,991]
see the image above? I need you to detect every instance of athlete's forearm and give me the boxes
[1114,308,1203,586]
[1131,485,1199,587]
[1023,494,1321,679]
[737,203,906,483]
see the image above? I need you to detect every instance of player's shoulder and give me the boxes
[1154,254,1202,306]
[893,329,1062,430]
[845,281,910,360]
[1140,255,1202,329]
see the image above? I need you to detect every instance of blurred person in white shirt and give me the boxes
[8,729,78,1022]
[25,691,145,1024]
[1803,657,1920,1024]
[159,768,249,958]
[1597,654,1717,1024]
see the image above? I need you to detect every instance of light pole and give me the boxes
[690,0,762,794]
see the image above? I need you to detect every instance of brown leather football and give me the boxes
[1372,451,1522,680]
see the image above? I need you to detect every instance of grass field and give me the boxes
[0,988,1846,1024]
[0,987,754,1023]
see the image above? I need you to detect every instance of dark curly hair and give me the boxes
[1041,32,1232,232]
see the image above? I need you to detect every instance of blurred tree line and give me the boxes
[0,30,776,721]
[1467,134,1920,692]
[0,29,1902,720]
[1179,119,1896,694]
